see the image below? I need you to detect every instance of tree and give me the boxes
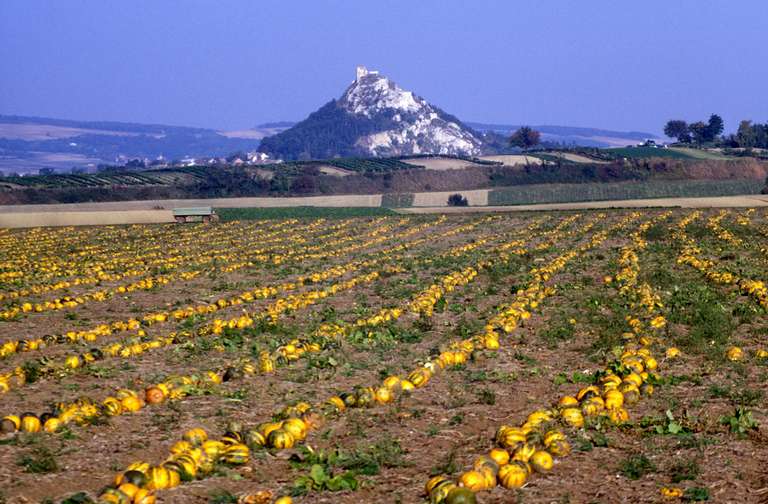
[290,175,316,194]
[663,120,690,143]
[509,126,541,150]
[447,193,468,206]
[737,120,756,148]
[705,114,724,141]
[688,121,709,145]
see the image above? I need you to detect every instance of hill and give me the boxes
[2,152,766,206]
[258,66,486,160]
[468,122,663,147]
[0,114,263,174]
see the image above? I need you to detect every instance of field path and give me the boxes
[399,194,768,213]
[2,193,768,227]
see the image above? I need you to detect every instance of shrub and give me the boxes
[447,193,468,206]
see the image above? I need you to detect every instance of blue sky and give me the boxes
[1,0,766,134]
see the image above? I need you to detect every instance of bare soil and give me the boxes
[1,212,767,504]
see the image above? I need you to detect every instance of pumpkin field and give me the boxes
[1,210,768,504]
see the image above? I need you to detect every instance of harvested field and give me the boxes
[558,152,609,164]
[317,165,354,177]
[402,157,483,171]
[412,189,489,207]
[1,210,768,504]
[0,210,173,228]
[479,155,542,165]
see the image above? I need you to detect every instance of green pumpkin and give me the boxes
[446,488,477,504]
[245,429,266,448]
[120,469,148,487]
[222,443,250,464]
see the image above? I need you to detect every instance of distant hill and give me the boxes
[0,114,262,174]
[467,122,662,148]
[258,66,486,160]
[0,110,665,174]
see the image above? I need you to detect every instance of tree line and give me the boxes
[663,115,724,145]
[664,115,768,149]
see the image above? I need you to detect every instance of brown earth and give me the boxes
[2,159,766,206]
[0,211,767,504]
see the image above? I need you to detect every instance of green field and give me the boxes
[216,206,396,220]
[604,146,695,159]
[667,147,730,160]
[488,178,764,206]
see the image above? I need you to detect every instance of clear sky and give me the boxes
[1,0,766,134]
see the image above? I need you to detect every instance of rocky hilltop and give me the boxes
[258,66,485,160]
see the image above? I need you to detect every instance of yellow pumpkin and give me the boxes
[560,407,584,428]
[144,386,165,405]
[429,480,457,504]
[425,475,451,495]
[530,450,553,472]
[183,428,208,445]
[726,346,744,361]
[488,448,510,466]
[117,483,140,499]
[20,414,41,433]
[201,439,226,459]
[660,487,684,498]
[43,417,62,433]
[1,415,20,432]
[223,443,250,464]
[167,455,197,481]
[575,386,600,402]
[472,454,499,473]
[496,426,526,450]
[326,396,346,412]
[115,468,149,487]
[267,428,295,449]
[498,462,528,489]
[459,470,487,491]
[282,418,308,441]
[407,368,431,388]
[170,440,192,455]
[624,372,643,387]
[603,389,624,409]
[98,488,130,504]
[121,396,142,413]
[382,375,402,390]
[581,397,605,417]
[166,468,181,488]
[548,438,571,457]
[483,335,500,350]
[259,355,275,373]
[64,355,81,369]
[374,386,394,404]
[607,407,629,424]
[619,385,640,405]
[133,489,157,504]
[512,443,536,463]
[102,397,123,416]
[146,466,171,490]
[245,429,266,448]
[258,421,283,438]
[543,429,565,446]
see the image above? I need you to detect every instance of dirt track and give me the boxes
[3,193,768,227]
[399,194,768,213]
[0,210,174,228]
